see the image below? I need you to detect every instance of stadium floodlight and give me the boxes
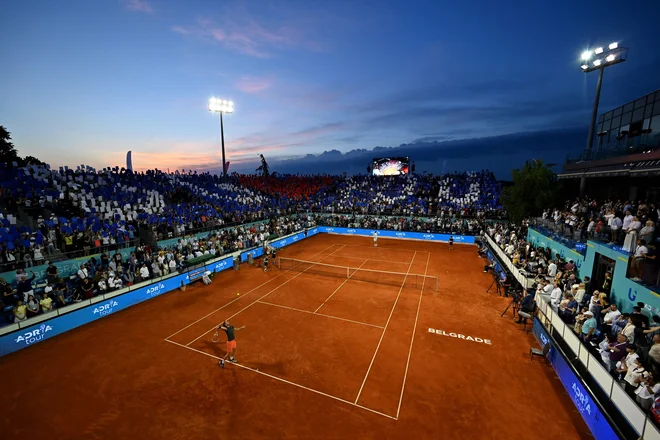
[208,97,235,181]
[579,42,628,160]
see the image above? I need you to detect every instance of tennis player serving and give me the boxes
[215,319,245,368]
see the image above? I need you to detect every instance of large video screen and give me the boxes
[372,157,409,176]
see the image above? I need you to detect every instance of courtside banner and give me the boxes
[206,256,233,273]
[270,232,306,250]
[533,319,619,440]
[307,227,320,237]
[240,247,264,262]
[0,273,188,357]
[317,227,475,244]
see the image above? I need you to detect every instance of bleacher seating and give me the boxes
[0,163,505,327]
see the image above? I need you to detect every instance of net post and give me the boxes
[277,257,280,270]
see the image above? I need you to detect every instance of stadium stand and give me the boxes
[485,218,660,415]
[531,198,658,286]
[1,163,504,327]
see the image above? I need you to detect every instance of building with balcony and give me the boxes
[559,89,660,202]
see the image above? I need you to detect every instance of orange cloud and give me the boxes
[235,76,273,94]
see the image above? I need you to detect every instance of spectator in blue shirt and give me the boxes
[581,311,597,341]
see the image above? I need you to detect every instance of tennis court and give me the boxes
[0,233,591,440]
[165,239,435,419]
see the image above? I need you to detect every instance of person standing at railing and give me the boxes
[629,240,648,283]
[623,215,642,253]
[635,372,659,411]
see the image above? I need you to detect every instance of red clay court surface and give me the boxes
[0,234,592,440]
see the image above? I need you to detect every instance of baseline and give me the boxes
[164,338,397,420]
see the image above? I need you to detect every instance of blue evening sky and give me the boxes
[1,0,659,178]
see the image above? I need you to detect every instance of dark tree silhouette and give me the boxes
[255,154,270,177]
[0,125,19,165]
[501,159,558,223]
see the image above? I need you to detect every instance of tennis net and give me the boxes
[278,257,438,291]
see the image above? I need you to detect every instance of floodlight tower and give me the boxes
[580,42,627,158]
[208,98,235,181]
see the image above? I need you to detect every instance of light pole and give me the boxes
[208,97,234,181]
[580,42,627,159]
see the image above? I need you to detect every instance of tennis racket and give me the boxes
[212,330,220,343]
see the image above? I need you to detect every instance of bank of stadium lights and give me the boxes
[208,97,235,181]
[580,42,626,72]
[579,42,628,158]
[209,98,234,113]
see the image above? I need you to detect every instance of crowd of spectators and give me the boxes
[486,221,660,415]
[1,166,503,273]
[537,198,659,286]
[1,215,304,325]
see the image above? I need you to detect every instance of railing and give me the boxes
[529,218,659,289]
[485,232,660,439]
[535,295,660,439]
[529,218,594,256]
[566,136,659,163]
[484,233,536,289]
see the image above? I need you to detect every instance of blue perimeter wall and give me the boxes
[528,227,660,314]
[0,227,472,357]
[533,319,620,440]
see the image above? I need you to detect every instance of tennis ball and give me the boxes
[237,293,240,296]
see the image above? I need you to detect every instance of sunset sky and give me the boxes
[1,0,659,178]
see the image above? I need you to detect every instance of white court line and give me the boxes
[313,259,368,313]
[395,251,430,419]
[165,243,342,341]
[164,258,322,341]
[328,254,411,265]
[354,251,416,404]
[257,300,384,329]
[338,243,428,254]
[164,338,397,420]
[185,244,347,346]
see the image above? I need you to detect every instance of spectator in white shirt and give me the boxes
[550,282,562,308]
[635,372,660,411]
[630,239,649,282]
[547,262,557,277]
[602,304,622,328]
[77,264,88,280]
[139,265,150,280]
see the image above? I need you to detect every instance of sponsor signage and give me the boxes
[210,257,233,273]
[0,273,189,357]
[317,227,475,244]
[532,319,619,440]
[428,328,492,345]
[93,300,119,317]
